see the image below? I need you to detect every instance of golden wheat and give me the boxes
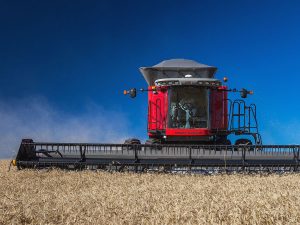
[1,160,300,225]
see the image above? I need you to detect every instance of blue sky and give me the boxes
[1,0,300,158]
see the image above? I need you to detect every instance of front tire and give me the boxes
[123,138,141,150]
[234,139,253,151]
[145,138,162,150]
[124,138,141,145]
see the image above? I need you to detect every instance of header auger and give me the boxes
[12,59,300,173]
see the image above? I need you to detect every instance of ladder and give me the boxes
[229,100,262,144]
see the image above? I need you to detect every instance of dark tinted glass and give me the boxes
[168,86,208,128]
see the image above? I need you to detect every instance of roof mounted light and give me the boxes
[155,78,221,87]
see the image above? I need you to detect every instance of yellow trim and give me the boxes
[12,160,17,166]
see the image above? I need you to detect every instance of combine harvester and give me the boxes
[13,59,300,173]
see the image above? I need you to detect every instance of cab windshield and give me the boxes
[168,86,208,128]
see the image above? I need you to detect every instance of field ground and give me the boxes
[1,160,300,224]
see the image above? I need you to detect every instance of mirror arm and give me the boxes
[124,86,159,98]
[216,87,254,98]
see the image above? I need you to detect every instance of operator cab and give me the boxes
[123,58,260,145]
[138,59,228,144]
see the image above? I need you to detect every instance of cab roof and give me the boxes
[140,59,217,86]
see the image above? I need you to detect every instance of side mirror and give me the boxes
[240,88,248,98]
[124,88,137,98]
[240,88,253,98]
[129,88,136,98]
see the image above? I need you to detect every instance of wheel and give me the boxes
[145,138,162,150]
[145,138,161,145]
[123,138,141,150]
[124,138,141,145]
[235,139,252,145]
[234,139,253,151]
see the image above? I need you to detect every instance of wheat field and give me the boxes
[1,160,300,224]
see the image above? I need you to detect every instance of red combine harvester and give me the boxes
[13,59,300,173]
[124,59,261,146]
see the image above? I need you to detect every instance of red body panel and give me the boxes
[166,128,211,136]
[210,86,228,130]
[147,87,167,131]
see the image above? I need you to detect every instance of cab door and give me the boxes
[147,88,167,132]
[210,86,228,130]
